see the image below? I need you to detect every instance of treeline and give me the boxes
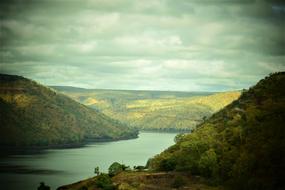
[148,72,285,190]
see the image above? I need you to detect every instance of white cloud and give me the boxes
[114,34,182,49]
[69,42,98,53]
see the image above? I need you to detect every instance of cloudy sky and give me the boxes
[0,0,284,91]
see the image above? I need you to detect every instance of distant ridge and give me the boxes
[50,85,215,96]
[52,86,240,131]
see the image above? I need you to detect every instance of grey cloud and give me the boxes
[0,0,284,91]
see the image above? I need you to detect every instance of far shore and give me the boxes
[0,134,139,157]
[0,130,183,157]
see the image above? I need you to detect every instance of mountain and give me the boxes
[148,72,285,190]
[0,74,138,148]
[51,87,240,131]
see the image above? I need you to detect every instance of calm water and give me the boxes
[0,132,177,190]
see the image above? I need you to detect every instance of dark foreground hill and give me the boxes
[0,74,138,148]
[148,72,285,190]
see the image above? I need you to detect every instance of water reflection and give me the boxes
[0,132,177,190]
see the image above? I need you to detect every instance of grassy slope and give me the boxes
[148,72,285,190]
[0,74,138,147]
[51,87,240,131]
[57,171,224,190]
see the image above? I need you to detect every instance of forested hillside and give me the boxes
[0,74,138,147]
[52,87,240,131]
[148,72,285,190]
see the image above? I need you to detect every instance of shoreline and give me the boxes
[0,130,182,156]
[140,129,191,133]
[0,134,139,157]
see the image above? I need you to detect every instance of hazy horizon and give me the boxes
[1,0,284,91]
[50,84,241,92]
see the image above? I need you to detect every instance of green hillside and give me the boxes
[0,74,138,147]
[51,87,240,131]
[148,72,285,190]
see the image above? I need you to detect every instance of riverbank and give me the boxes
[140,129,190,133]
[57,171,224,190]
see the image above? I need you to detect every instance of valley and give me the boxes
[2,0,283,189]
[0,73,283,190]
[57,73,285,190]
[51,87,240,131]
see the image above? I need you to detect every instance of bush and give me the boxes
[96,173,114,190]
[171,176,186,188]
[198,149,218,178]
[133,165,146,171]
[108,162,125,176]
[79,186,88,190]
[37,182,50,190]
[159,158,176,171]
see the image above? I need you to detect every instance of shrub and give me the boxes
[108,162,124,176]
[133,165,146,171]
[159,158,176,171]
[79,186,88,190]
[171,176,186,188]
[198,149,218,178]
[96,173,114,190]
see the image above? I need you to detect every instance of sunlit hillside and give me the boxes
[52,87,240,131]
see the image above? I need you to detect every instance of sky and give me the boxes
[0,0,284,91]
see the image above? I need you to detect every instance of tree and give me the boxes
[94,166,100,176]
[37,182,50,190]
[171,176,186,188]
[198,148,218,178]
[134,165,146,171]
[108,162,123,176]
[96,173,114,190]
[159,158,176,171]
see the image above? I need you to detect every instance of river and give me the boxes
[0,132,177,190]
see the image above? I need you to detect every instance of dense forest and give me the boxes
[0,74,138,147]
[148,72,285,190]
[52,87,240,131]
